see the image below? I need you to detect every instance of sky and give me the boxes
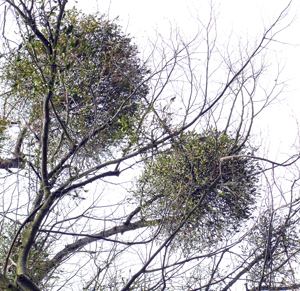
[73,0,299,42]
[69,0,300,160]
[1,1,298,288]
[64,2,300,285]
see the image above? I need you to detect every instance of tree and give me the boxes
[0,0,299,290]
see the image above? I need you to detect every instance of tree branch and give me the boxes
[0,157,24,170]
[38,220,155,280]
[0,273,20,291]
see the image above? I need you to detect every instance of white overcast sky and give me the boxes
[72,0,300,158]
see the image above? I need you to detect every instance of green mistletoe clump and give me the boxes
[135,131,260,248]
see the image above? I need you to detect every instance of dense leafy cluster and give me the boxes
[135,131,260,247]
[0,9,149,162]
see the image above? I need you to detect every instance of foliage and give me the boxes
[135,130,260,249]
[0,8,149,163]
